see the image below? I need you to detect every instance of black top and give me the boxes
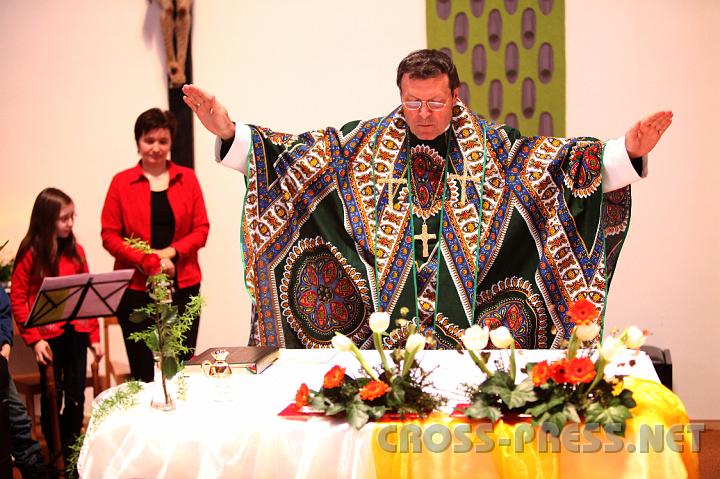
[150,190,175,249]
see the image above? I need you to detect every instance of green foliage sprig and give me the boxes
[66,381,142,475]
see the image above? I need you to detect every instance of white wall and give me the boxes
[565,0,720,420]
[1,0,717,418]
[190,0,426,351]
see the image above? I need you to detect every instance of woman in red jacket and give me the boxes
[101,108,209,382]
[11,187,102,457]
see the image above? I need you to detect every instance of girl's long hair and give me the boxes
[14,188,83,279]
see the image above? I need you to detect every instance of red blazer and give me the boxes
[101,161,209,291]
[11,245,100,345]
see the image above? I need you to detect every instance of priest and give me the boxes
[183,49,671,350]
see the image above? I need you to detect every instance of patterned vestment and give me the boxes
[241,100,630,349]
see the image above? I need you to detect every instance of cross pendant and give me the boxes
[377,176,406,209]
[415,221,437,258]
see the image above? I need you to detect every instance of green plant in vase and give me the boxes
[124,238,202,410]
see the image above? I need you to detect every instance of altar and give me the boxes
[77,349,698,478]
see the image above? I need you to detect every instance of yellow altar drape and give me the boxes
[370,378,698,479]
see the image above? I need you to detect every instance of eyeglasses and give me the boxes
[402,100,447,111]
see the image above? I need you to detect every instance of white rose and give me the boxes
[462,325,489,351]
[405,333,426,355]
[575,322,600,342]
[369,312,390,333]
[600,336,626,361]
[490,326,514,349]
[331,333,353,352]
[623,326,647,349]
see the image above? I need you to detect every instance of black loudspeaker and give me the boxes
[640,345,673,390]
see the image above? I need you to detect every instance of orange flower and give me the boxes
[295,383,309,408]
[359,380,391,401]
[564,357,597,385]
[531,361,551,386]
[567,298,599,326]
[549,358,568,383]
[323,365,346,389]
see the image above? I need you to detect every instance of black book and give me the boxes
[187,346,280,374]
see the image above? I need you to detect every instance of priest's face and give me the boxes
[399,74,458,140]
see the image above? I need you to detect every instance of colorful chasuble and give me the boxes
[241,100,631,349]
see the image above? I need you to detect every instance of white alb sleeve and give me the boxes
[214,124,251,175]
[602,137,648,193]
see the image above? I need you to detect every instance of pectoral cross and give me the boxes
[415,221,437,258]
[377,176,406,209]
[448,166,481,205]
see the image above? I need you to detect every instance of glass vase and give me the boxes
[150,353,176,411]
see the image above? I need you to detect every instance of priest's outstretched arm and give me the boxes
[182,84,673,192]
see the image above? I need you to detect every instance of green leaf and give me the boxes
[563,403,581,423]
[543,411,568,435]
[584,402,633,437]
[390,383,405,404]
[325,403,345,416]
[312,395,329,412]
[162,357,179,379]
[617,389,636,409]
[368,405,387,420]
[147,330,160,352]
[501,380,538,409]
[464,402,502,422]
[479,371,514,397]
[347,405,370,430]
[128,311,148,324]
[528,394,565,417]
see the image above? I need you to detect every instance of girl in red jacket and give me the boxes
[11,187,102,457]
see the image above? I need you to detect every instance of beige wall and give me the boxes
[1,0,717,418]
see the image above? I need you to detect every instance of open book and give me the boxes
[186,346,280,374]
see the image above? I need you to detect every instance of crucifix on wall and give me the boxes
[154,0,194,168]
[159,0,192,88]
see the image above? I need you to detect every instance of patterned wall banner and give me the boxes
[427,0,565,136]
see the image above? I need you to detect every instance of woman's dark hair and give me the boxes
[14,188,83,279]
[396,49,460,92]
[134,108,177,144]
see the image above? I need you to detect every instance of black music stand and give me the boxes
[25,269,134,329]
[23,269,133,474]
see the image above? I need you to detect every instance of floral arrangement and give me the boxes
[124,238,202,408]
[461,298,647,435]
[293,312,446,429]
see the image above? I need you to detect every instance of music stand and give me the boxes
[25,269,134,329]
[23,269,133,474]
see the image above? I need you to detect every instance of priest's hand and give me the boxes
[624,111,673,158]
[182,84,236,140]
